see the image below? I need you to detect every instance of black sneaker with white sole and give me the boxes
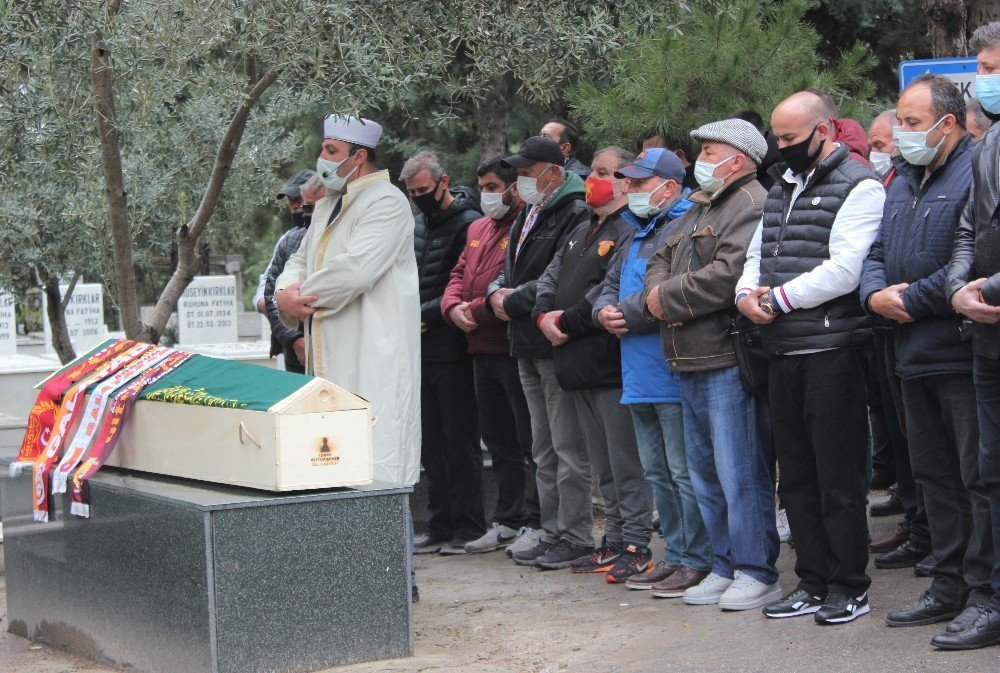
[815,592,871,625]
[762,588,825,618]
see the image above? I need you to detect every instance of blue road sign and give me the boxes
[899,57,978,98]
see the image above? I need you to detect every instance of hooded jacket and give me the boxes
[441,204,525,356]
[414,186,483,363]
[836,118,873,169]
[487,172,592,359]
[592,194,693,404]
[860,135,974,379]
[533,205,638,390]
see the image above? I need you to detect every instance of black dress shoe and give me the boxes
[932,605,1000,650]
[886,591,962,627]
[874,540,931,569]
[870,494,904,517]
[947,603,985,633]
[914,554,935,577]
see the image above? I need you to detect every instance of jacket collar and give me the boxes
[771,144,851,191]
[892,133,973,191]
[540,171,586,212]
[687,172,758,207]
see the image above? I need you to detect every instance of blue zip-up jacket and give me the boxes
[860,134,974,379]
[592,194,693,404]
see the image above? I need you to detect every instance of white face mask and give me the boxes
[693,155,737,193]
[480,187,512,220]
[627,180,670,218]
[516,166,554,205]
[869,151,892,176]
[316,153,358,192]
[897,116,947,167]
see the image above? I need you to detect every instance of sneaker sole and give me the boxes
[651,589,689,599]
[465,539,516,554]
[438,549,468,556]
[625,582,656,590]
[536,559,577,570]
[512,556,543,567]
[570,563,616,574]
[815,603,871,624]
[413,547,443,555]
[682,593,725,605]
[763,605,822,618]
[719,588,783,611]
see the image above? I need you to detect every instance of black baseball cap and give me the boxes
[501,136,566,168]
[276,170,315,200]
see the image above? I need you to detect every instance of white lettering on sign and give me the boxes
[178,276,238,344]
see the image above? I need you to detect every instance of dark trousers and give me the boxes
[884,336,931,547]
[420,358,485,542]
[869,334,903,474]
[473,354,539,530]
[972,354,1000,608]
[770,348,871,597]
[901,373,993,605]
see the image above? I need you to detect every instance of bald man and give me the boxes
[737,90,885,625]
[867,110,897,181]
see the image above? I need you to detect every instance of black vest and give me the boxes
[759,145,875,353]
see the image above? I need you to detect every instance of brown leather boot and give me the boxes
[869,523,909,552]
[650,566,709,598]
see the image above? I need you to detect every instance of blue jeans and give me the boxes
[973,354,1000,609]
[679,366,779,584]
[630,403,712,571]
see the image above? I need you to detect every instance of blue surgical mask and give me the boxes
[897,116,947,167]
[316,154,358,192]
[693,155,737,193]
[975,74,1000,114]
[869,151,892,177]
[627,180,669,218]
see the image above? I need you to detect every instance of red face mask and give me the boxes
[584,175,617,208]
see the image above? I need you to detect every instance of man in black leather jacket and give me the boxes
[942,20,1000,651]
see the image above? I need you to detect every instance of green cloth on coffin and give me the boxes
[138,354,313,411]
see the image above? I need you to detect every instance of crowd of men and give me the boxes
[257,21,1000,650]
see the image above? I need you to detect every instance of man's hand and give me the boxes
[539,310,568,346]
[490,288,514,321]
[292,337,306,364]
[449,303,479,333]
[737,287,777,325]
[645,287,664,320]
[275,281,318,320]
[868,283,914,324]
[597,305,628,336]
[952,278,1000,324]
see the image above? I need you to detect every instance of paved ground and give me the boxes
[2,495,997,673]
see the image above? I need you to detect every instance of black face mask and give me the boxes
[290,211,306,228]
[779,125,823,175]
[412,181,444,217]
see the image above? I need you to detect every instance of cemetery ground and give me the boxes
[1,501,997,673]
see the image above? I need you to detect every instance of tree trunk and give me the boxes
[143,59,282,344]
[92,11,144,342]
[968,0,1000,32]
[478,76,510,161]
[41,272,79,364]
[924,0,969,57]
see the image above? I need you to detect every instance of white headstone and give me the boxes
[0,293,16,355]
[177,275,238,344]
[43,283,107,354]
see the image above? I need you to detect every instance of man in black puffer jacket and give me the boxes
[862,75,994,639]
[401,151,484,556]
[738,90,885,625]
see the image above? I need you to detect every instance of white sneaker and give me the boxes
[718,571,783,610]
[682,572,733,605]
[464,522,518,554]
[506,527,542,557]
[775,507,791,543]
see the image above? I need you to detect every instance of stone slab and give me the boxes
[1,466,413,673]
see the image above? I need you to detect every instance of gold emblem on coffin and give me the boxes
[310,436,340,467]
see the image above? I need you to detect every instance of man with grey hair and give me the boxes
[738,90,885,624]
[401,150,485,556]
[531,146,655,578]
[968,98,992,142]
[862,75,993,641]
[645,119,780,608]
[942,19,1000,651]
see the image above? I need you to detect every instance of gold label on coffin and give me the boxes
[310,437,340,467]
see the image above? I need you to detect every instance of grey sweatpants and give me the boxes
[518,357,594,548]
[569,386,653,548]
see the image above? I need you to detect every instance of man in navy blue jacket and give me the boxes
[861,74,994,642]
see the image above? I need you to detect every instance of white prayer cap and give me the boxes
[323,114,383,148]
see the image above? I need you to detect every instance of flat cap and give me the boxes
[690,119,767,165]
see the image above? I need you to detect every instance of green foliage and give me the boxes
[569,0,879,148]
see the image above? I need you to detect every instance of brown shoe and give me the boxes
[625,561,680,590]
[870,523,909,552]
[651,566,709,598]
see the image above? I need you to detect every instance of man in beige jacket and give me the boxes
[276,114,421,488]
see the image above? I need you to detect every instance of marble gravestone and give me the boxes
[42,283,106,354]
[0,292,15,355]
[178,276,238,345]
[1,460,414,673]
